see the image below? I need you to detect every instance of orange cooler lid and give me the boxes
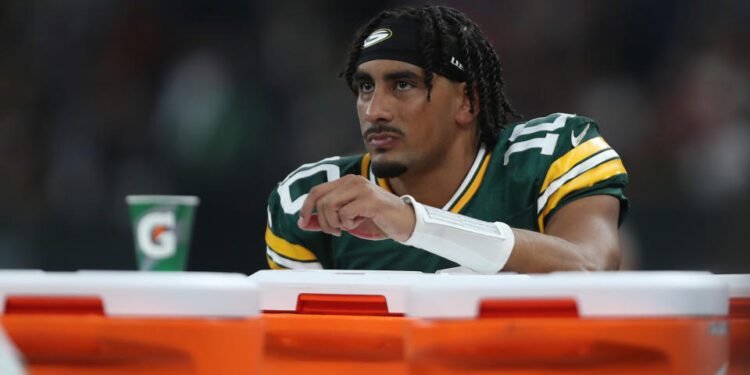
[406,271,728,319]
[0,271,259,318]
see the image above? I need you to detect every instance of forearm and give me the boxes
[399,195,622,274]
[504,228,620,273]
[399,195,514,274]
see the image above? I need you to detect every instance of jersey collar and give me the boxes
[361,145,491,213]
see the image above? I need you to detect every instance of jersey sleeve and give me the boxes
[535,114,629,232]
[265,158,344,270]
[266,189,326,270]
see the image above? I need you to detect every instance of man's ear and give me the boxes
[455,82,480,127]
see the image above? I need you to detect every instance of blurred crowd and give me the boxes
[0,0,747,273]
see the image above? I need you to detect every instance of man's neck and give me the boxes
[387,139,479,208]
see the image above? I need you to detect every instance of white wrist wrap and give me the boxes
[399,195,515,274]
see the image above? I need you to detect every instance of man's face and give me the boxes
[354,59,463,178]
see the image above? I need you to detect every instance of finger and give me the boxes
[322,207,343,237]
[316,196,342,236]
[338,188,411,240]
[298,180,341,226]
[338,198,386,239]
[339,200,385,240]
[319,190,363,236]
[341,215,367,231]
[308,176,370,235]
[298,213,321,231]
[338,197,376,229]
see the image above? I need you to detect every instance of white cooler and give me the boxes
[0,270,261,375]
[0,327,25,375]
[405,271,729,375]
[717,274,750,375]
[250,269,467,375]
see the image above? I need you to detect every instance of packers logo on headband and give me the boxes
[363,28,392,49]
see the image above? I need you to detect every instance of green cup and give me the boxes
[125,195,199,271]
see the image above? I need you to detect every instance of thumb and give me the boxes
[347,218,387,240]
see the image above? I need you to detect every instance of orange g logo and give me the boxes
[137,211,177,259]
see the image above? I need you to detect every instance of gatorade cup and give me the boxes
[125,195,199,271]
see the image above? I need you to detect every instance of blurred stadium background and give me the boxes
[0,0,747,273]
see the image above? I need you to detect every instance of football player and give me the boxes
[265,5,628,274]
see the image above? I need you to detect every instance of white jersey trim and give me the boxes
[509,113,573,142]
[280,156,341,186]
[367,144,485,211]
[442,144,486,210]
[266,247,323,269]
[537,148,619,214]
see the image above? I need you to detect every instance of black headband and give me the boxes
[356,16,467,82]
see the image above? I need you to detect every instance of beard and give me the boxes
[371,160,408,178]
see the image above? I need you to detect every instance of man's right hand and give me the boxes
[296,175,416,241]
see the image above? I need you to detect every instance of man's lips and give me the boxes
[367,132,401,149]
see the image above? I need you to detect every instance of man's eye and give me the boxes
[359,82,374,93]
[396,81,413,91]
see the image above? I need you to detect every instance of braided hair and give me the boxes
[341,5,521,149]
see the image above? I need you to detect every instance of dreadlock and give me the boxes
[341,5,521,149]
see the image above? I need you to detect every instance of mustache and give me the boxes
[363,124,405,139]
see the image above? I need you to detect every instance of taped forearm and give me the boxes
[398,195,515,274]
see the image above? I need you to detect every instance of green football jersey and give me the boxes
[265,113,628,272]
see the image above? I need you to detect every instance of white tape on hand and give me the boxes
[399,195,515,274]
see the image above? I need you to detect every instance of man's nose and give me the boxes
[365,88,394,124]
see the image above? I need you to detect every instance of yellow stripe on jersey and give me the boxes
[541,137,611,193]
[361,153,393,192]
[265,226,318,261]
[361,153,370,179]
[451,152,492,213]
[267,255,287,270]
[376,177,393,193]
[538,158,626,232]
